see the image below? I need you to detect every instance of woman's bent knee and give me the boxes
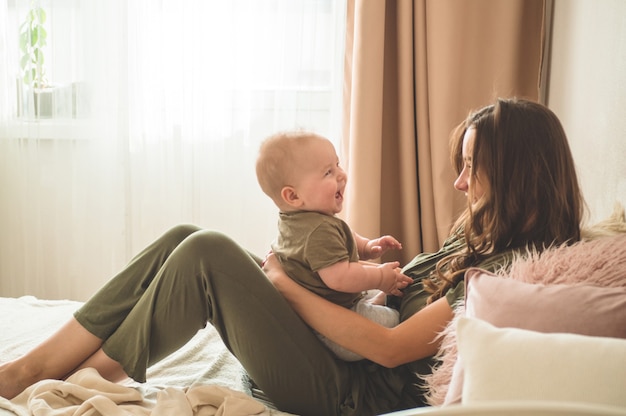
[162,224,204,245]
[181,230,243,257]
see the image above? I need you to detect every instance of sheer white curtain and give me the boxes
[0,0,347,300]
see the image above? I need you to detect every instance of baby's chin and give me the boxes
[325,206,343,216]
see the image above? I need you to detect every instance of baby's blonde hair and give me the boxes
[255,130,325,206]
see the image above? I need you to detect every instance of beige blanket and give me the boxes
[0,368,270,416]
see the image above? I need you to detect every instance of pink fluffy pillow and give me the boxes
[465,269,626,337]
[422,233,626,406]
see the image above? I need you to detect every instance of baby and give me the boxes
[256,130,411,361]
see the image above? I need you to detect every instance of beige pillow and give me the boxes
[457,317,626,408]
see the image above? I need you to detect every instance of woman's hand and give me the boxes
[262,252,290,289]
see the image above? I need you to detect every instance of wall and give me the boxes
[547,0,626,224]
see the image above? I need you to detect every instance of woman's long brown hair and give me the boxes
[424,98,585,302]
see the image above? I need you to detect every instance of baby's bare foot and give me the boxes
[367,290,387,306]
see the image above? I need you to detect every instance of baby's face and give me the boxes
[293,138,347,216]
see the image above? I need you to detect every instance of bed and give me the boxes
[0,295,293,415]
[2,205,626,416]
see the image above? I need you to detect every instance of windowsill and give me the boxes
[0,118,93,140]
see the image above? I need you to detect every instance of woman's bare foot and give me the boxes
[0,360,41,400]
[0,349,128,400]
[0,318,108,400]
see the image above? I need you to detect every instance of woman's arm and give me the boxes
[264,253,453,367]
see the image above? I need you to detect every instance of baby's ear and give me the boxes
[280,186,302,208]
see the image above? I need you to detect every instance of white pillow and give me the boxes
[456,317,626,408]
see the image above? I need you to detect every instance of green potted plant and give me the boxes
[18,1,66,118]
[19,4,48,89]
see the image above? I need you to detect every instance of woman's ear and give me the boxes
[281,186,303,208]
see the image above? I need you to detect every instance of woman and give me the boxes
[0,98,584,416]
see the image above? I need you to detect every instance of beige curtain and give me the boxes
[342,0,548,264]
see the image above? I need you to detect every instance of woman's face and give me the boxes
[454,127,485,203]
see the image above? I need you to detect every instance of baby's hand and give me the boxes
[362,235,402,260]
[377,261,412,296]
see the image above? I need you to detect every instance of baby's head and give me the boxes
[256,130,346,215]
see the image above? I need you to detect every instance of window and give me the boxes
[0,0,347,300]
[1,0,346,144]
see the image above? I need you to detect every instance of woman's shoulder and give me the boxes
[476,247,521,274]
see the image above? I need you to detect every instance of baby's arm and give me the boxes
[354,233,402,261]
[318,260,411,296]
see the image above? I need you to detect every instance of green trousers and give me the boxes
[74,225,416,416]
